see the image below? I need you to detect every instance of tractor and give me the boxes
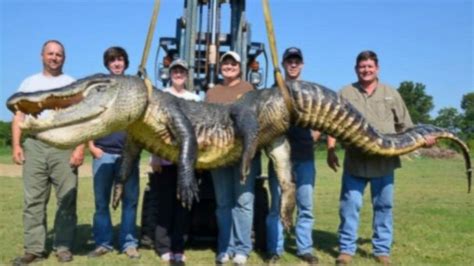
[139,0,270,252]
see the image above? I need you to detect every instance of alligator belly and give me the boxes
[130,123,243,170]
[195,145,243,169]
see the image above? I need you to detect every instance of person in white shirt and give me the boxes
[11,40,84,265]
[149,58,200,264]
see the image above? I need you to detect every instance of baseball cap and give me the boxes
[220,51,241,63]
[282,47,303,62]
[169,58,189,70]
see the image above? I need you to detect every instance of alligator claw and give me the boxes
[177,178,199,209]
[112,183,123,210]
[239,157,252,184]
[239,173,248,185]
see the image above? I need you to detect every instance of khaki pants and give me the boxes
[22,138,78,255]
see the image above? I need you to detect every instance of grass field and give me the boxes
[0,146,473,265]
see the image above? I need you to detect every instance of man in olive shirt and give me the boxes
[327,50,435,265]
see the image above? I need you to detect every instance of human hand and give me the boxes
[90,146,104,159]
[70,145,85,167]
[424,135,437,148]
[12,144,24,165]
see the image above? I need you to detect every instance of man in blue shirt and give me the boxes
[87,47,140,260]
[266,47,320,265]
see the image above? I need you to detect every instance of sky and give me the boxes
[1,0,472,122]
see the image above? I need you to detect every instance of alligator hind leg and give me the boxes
[230,105,259,183]
[265,136,295,230]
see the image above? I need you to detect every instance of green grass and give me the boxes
[0,146,12,164]
[0,148,473,265]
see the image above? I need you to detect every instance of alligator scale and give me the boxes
[6,74,472,228]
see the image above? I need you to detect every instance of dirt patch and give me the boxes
[0,163,152,178]
[413,147,460,159]
[0,163,93,178]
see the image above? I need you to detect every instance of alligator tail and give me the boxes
[287,80,472,193]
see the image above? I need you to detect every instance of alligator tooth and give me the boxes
[14,104,19,111]
[38,102,43,108]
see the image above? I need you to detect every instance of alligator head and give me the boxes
[6,74,149,148]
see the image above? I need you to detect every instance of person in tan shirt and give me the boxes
[206,51,253,104]
[205,51,258,265]
[327,50,435,265]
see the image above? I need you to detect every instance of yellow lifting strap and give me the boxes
[144,77,154,101]
[261,0,293,113]
[138,0,161,78]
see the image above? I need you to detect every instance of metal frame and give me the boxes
[155,0,267,92]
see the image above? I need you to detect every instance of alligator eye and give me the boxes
[95,85,106,92]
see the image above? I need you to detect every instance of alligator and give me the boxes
[6,74,472,228]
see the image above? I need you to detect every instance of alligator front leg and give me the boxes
[265,136,296,230]
[168,106,199,209]
[230,105,259,183]
[112,137,142,209]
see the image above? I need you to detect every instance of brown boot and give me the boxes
[12,252,45,265]
[375,255,391,266]
[299,253,319,265]
[335,253,352,265]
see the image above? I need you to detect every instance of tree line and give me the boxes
[0,82,472,148]
[0,121,11,147]
[398,81,474,148]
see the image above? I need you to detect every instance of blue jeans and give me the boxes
[338,171,394,256]
[92,152,139,252]
[211,156,260,257]
[266,159,316,256]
